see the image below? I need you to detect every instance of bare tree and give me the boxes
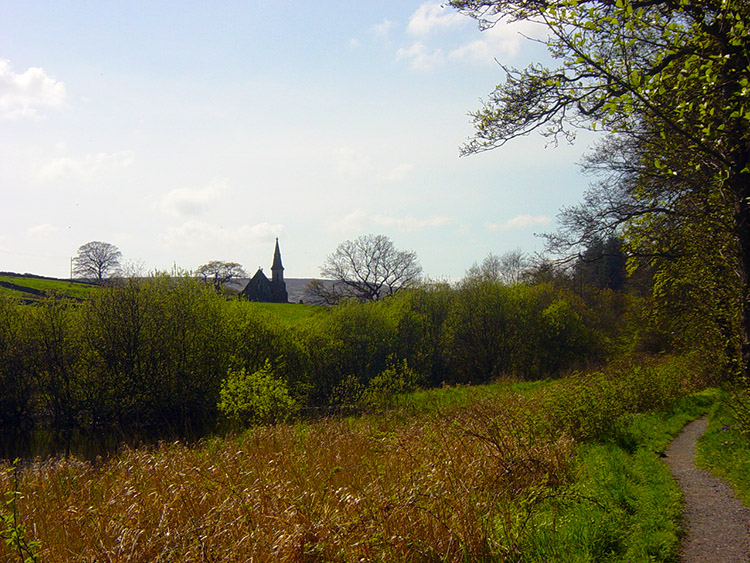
[316,234,422,302]
[72,241,122,281]
[195,260,247,292]
[465,249,530,285]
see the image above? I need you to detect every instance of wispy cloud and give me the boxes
[156,180,227,217]
[159,220,285,255]
[0,59,66,119]
[397,3,544,70]
[331,148,412,182]
[327,209,452,234]
[373,214,452,232]
[486,214,551,231]
[38,150,134,181]
[396,42,444,71]
[27,223,58,238]
[406,2,466,36]
[449,20,546,65]
[371,19,395,38]
[377,163,414,183]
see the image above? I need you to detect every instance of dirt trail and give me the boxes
[664,416,750,562]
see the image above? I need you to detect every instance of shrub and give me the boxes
[360,357,420,410]
[219,361,298,426]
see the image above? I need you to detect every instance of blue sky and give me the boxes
[0,1,596,280]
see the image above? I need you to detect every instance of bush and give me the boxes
[219,361,298,426]
[360,357,420,410]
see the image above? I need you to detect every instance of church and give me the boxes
[239,238,288,303]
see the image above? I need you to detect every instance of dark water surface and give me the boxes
[0,422,217,463]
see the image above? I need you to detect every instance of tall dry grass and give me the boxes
[1,393,572,562]
[1,357,697,562]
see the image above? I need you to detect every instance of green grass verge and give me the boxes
[517,388,719,562]
[695,390,750,505]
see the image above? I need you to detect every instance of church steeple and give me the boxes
[271,237,284,282]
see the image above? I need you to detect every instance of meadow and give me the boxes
[0,356,725,562]
[1,272,748,561]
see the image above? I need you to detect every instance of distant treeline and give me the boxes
[0,273,654,438]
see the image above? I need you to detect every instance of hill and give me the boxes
[0,272,98,302]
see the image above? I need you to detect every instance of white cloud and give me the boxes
[396,42,444,70]
[377,163,414,183]
[156,180,227,217]
[27,224,58,238]
[449,20,546,65]
[0,59,66,119]
[38,150,134,181]
[486,214,551,231]
[326,209,452,234]
[371,19,395,38]
[159,220,285,251]
[407,2,466,36]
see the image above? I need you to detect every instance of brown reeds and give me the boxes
[1,390,575,563]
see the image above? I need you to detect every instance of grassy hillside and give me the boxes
[0,273,98,302]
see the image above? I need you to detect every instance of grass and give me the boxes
[695,388,750,505]
[519,388,719,562]
[0,274,97,302]
[0,358,713,562]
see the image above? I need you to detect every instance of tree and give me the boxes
[449,0,750,378]
[195,260,247,292]
[317,234,422,302]
[72,241,122,281]
[465,249,531,285]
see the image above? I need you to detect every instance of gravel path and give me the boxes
[664,416,750,562]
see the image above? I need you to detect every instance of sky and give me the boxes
[0,1,598,281]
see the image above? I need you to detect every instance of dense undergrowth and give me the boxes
[0,274,635,446]
[0,355,715,562]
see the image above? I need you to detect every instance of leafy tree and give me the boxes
[72,241,122,281]
[196,260,247,292]
[316,234,422,302]
[219,361,298,426]
[450,0,750,378]
[0,298,35,429]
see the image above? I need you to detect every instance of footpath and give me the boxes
[664,417,750,562]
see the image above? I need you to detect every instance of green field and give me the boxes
[0,274,322,323]
[0,273,98,301]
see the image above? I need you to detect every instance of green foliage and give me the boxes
[218,361,298,426]
[0,298,34,429]
[1,461,40,563]
[359,357,420,410]
[444,281,600,383]
[540,356,696,443]
[518,389,718,562]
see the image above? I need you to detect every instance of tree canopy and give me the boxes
[450,0,750,378]
[316,234,422,303]
[72,241,122,281]
[196,260,247,292]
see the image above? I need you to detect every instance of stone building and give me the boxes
[239,238,288,303]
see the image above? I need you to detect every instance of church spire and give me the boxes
[271,237,284,272]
